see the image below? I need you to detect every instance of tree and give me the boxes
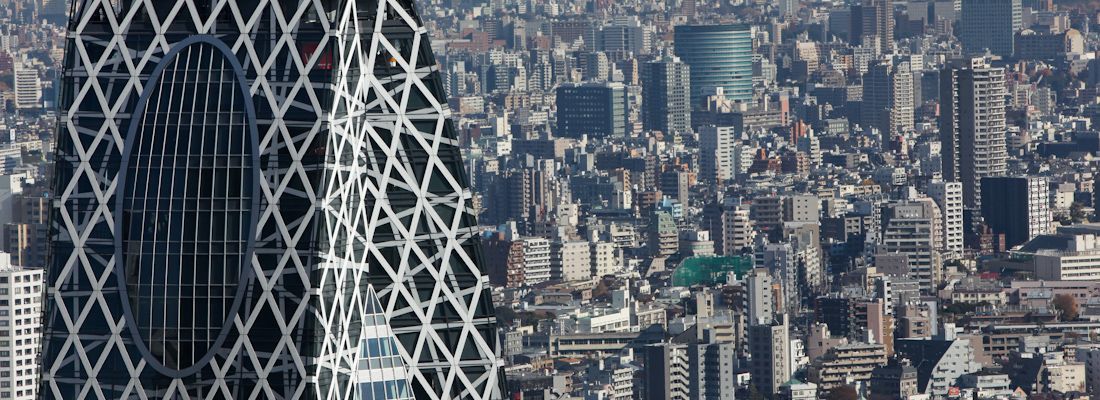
[1071,202,1089,223]
[826,385,858,400]
[494,307,516,326]
[1054,294,1079,321]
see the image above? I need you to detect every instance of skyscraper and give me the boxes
[851,0,895,51]
[673,24,754,104]
[940,57,1008,210]
[862,56,914,147]
[642,56,692,134]
[643,342,738,400]
[961,0,1022,57]
[42,1,504,399]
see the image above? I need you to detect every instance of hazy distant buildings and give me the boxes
[673,24,753,104]
[960,0,1022,56]
[895,332,983,396]
[556,240,594,282]
[523,237,553,284]
[2,193,47,269]
[851,0,895,51]
[556,82,629,138]
[809,342,889,391]
[940,57,1008,210]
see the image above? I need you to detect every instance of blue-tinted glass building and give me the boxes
[41,0,505,399]
[673,24,754,105]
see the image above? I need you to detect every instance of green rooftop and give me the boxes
[671,256,753,287]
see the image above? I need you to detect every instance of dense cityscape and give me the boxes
[2,0,1100,398]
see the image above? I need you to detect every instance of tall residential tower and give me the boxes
[939,57,1008,210]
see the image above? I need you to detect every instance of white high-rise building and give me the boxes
[698,126,734,184]
[524,237,553,284]
[746,268,775,325]
[927,181,964,258]
[12,63,40,110]
[940,57,1008,209]
[0,252,42,400]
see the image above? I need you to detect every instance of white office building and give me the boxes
[12,63,40,110]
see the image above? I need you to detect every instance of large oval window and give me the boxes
[116,38,258,375]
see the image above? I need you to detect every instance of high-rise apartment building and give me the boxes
[748,315,791,396]
[961,0,1022,56]
[862,56,914,146]
[643,341,737,400]
[698,126,734,184]
[879,201,942,294]
[650,210,680,258]
[673,24,753,104]
[746,268,775,325]
[42,1,505,399]
[0,253,42,400]
[718,200,755,255]
[980,176,1052,248]
[523,237,553,284]
[940,57,1008,210]
[927,181,965,258]
[642,56,692,134]
[556,82,629,138]
[644,343,691,399]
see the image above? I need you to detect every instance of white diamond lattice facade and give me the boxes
[41,0,505,399]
